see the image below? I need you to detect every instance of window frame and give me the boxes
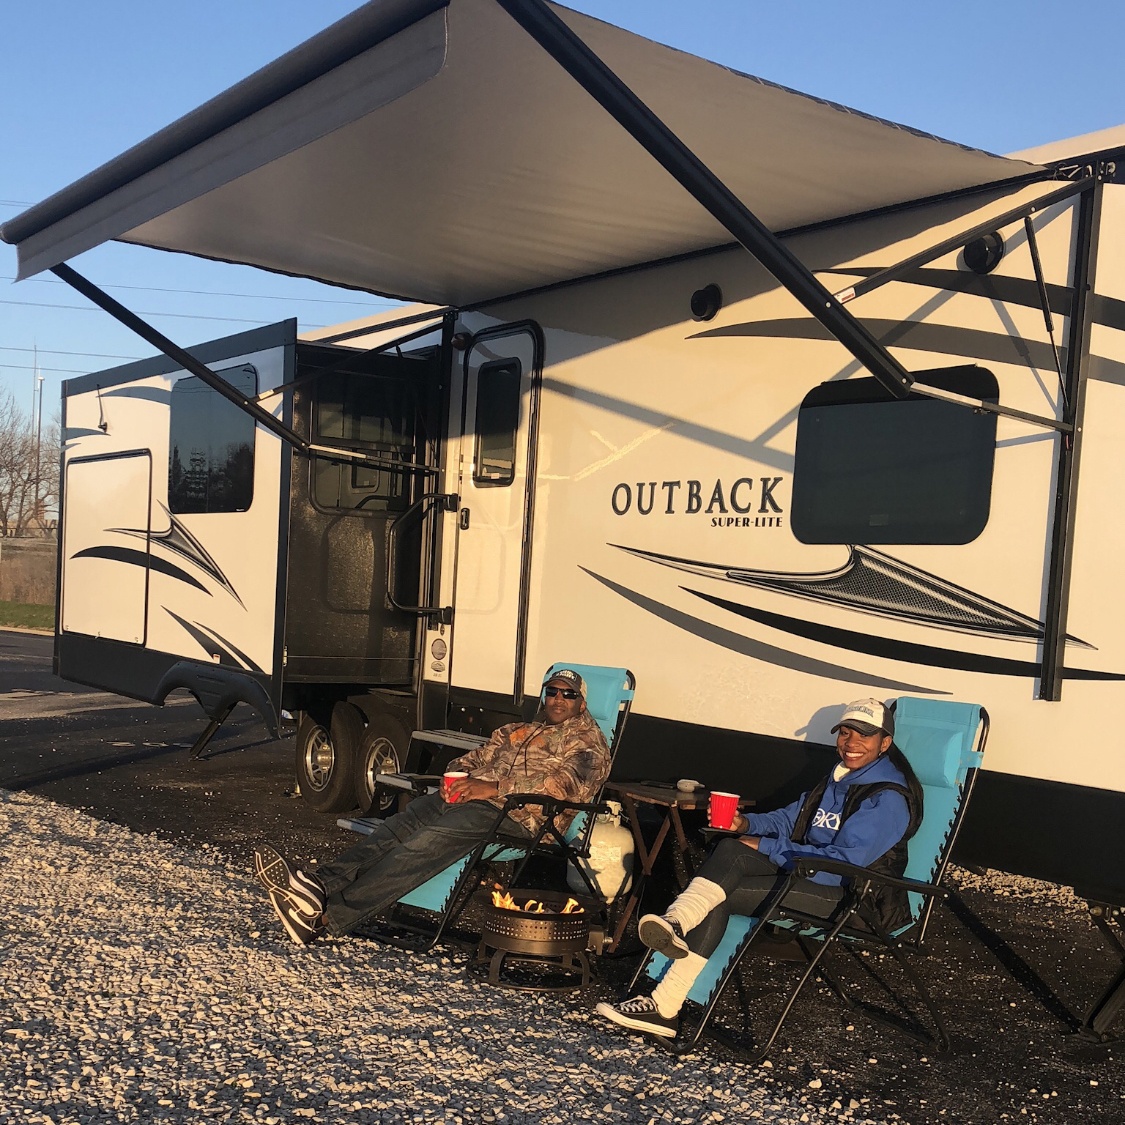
[791,365,1000,546]
[472,358,523,488]
[309,363,425,518]
[167,363,258,516]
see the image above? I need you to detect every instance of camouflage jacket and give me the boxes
[447,710,611,835]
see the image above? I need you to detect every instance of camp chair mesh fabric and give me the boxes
[646,696,984,1011]
[384,664,634,920]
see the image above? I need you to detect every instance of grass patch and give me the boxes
[0,601,54,630]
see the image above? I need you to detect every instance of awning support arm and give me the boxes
[1023,215,1069,412]
[51,262,434,475]
[831,177,1090,304]
[908,381,1072,434]
[1039,178,1102,700]
[492,0,915,400]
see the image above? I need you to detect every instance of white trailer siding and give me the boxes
[434,179,1125,799]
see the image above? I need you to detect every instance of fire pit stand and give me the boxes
[472,891,593,993]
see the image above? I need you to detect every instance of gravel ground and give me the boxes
[2,787,1122,1125]
[1,789,898,1125]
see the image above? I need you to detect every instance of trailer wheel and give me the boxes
[355,713,409,817]
[294,702,364,814]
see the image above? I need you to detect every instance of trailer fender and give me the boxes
[154,661,278,736]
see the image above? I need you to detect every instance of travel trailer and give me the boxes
[4,0,1125,926]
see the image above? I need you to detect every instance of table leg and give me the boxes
[606,796,675,953]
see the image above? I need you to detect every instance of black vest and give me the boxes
[790,745,924,932]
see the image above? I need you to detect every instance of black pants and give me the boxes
[688,838,845,958]
[315,793,529,936]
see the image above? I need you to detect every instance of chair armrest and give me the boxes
[790,856,947,899]
[376,773,440,796]
[500,792,609,817]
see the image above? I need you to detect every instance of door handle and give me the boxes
[386,491,457,620]
[459,508,470,530]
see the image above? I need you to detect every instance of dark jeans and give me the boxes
[315,792,530,936]
[688,838,845,958]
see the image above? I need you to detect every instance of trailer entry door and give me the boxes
[283,344,443,685]
[452,325,542,702]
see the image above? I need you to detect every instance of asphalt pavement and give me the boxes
[0,629,348,862]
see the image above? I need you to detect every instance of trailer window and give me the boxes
[792,366,998,545]
[168,364,257,514]
[313,370,418,513]
[473,360,521,486]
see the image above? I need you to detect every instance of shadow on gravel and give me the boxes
[946,889,1084,1032]
[0,742,183,791]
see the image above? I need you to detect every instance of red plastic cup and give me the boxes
[442,771,469,803]
[709,791,740,830]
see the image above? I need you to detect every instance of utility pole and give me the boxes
[34,363,44,534]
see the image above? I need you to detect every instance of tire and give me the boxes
[354,713,409,816]
[294,702,364,814]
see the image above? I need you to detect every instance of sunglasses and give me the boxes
[544,687,580,699]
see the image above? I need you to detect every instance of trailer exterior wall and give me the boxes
[430,174,1125,898]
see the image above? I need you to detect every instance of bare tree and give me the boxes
[0,387,59,537]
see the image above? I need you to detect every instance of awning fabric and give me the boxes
[1,0,1045,306]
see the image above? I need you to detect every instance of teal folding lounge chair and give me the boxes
[636,696,988,1059]
[342,664,635,952]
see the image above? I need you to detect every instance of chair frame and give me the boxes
[354,667,636,953]
[630,703,989,1060]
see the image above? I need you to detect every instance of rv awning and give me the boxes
[1,0,1046,306]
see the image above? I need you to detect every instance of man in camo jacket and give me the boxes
[253,668,610,944]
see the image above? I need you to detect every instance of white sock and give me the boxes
[651,951,708,1018]
[665,877,726,934]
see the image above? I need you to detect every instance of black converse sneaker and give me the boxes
[266,890,323,946]
[596,995,679,1038]
[254,844,326,918]
[638,914,690,959]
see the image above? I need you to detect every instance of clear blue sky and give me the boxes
[3,0,1124,417]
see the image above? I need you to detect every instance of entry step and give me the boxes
[409,728,489,751]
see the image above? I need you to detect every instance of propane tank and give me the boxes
[568,800,634,902]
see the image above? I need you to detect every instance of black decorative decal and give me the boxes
[687,588,1125,682]
[615,543,1089,647]
[111,504,242,606]
[63,427,110,441]
[164,609,263,673]
[687,266,1125,386]
[582,567,942,694]
[71,546,208,594]
[692,317,1068,374]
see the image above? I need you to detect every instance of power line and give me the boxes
[0,345,143,361]
[4,274,394,308]
[1,362,94,374]
[0,297,327,327]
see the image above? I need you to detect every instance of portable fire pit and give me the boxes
[473,889,592,992]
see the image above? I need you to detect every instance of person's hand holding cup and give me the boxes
[442,771,469,803]
[709,790,740,830]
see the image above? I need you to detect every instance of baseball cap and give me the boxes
[543,668,587,699]
[831,698,894,738]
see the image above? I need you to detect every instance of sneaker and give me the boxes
[638,914,689,959]
[254,844,326,918]
[266,889,323,946]
[596,995,679,1038]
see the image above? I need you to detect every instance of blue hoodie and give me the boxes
[747,752,911,887]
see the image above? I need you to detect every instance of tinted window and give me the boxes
[473,360,521,486]
[169,364,256,514]
[792,366,998,545]
[313,370,418,513]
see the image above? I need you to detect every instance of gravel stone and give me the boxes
[0,788,1120,1124]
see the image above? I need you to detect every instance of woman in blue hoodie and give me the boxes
[597,698,922,1039]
